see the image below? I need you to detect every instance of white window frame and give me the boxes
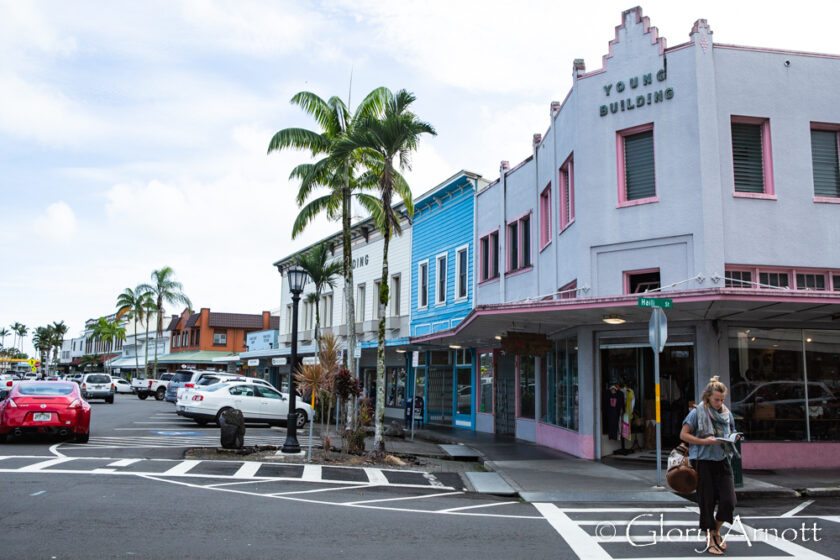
[390,274,401,317]
[436,252,448,306]
[418,260,429,310]
[455,244,469,301]
[357,284,366,323]
[373,280,382,319]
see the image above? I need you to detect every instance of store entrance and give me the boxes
[495,354,516,436]
[427,367,453,425]
[601,344,695,455]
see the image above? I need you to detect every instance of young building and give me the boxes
[412,8,840,468]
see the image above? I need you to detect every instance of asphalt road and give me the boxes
[1,394,839,559]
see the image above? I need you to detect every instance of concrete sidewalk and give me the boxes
[407,425,840,502]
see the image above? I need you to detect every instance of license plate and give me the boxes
[33,413,52,422]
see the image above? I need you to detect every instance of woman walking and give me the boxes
[680,376,739,555]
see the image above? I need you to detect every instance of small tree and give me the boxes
[333,368,362,454]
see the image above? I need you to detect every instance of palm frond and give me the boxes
[267,128,328,156]
[292,195,341,238]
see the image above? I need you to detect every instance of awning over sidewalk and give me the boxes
[411,287,840,347]
[107,356,148,368]
[154,351,237,364]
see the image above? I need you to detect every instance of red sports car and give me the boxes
[0,382,91,443]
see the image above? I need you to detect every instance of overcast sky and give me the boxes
[2,0,838,355]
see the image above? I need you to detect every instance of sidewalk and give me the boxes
[403,425,840,502]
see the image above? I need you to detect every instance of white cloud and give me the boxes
[33,201,77,244]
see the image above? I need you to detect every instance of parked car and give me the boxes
[165,370,242,403]
[131,372,175,400]
[80,373,115,403]
[0,381,91,443]
[111,378,133,394]
[70,374,84,384]
[176,381,311,428]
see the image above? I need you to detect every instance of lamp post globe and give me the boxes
[280,264,309,454]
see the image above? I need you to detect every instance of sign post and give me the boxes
[646,305,668,487]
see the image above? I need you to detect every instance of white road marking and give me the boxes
[18,457,74,472]
[270,484,374,496]
[162,460,201,476]
[133,421,192,424]
[232,462,261,479]
[533,503,611,560]
[363,467,388,485]
[301,464,322,482]
[30,490,46,496]
[107,458,142,467]
[92,468,117,473]
[437,501,515,513]
[345,491,463,505]
[781,499,814,517]
[817,515,840,524]
[48,443,66,458]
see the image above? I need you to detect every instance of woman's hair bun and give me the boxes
[710,375,720,382]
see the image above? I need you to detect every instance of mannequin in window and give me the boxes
[604,383,624,440]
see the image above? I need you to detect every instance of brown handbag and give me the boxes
[666,443,698,494]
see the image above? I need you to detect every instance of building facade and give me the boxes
[413,8,840,468]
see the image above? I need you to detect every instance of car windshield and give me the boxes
[161,373,174,381]
[18,383,75,396]
[201,383,229,392]
[170,372,193,383]
[87,375,110,384]
[197,377,221,386]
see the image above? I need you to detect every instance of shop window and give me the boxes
[478,352,493,414]
[618,124,656,206]
[213,331,227,346]
[456,246,468,300]
[543,338,578,430]
[518,356,535,419]
[539,184,551,248]
[833,275,840,292]
[418,261,428,309]
[559,154,574,231]
[796,273,826,291]
[455,349,472,365]
[731,116,774,196]
[456,367,472,416]
[385,367,406,407]
[725,269,753,288]
[810,127,840,199]
[430,350,450,365]
[625,269,661,294]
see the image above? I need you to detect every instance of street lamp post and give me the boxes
[279,264,309,454]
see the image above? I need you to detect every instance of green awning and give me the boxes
[153,351,237,364]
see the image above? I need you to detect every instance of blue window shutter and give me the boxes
[624,131,656,200]
[732,123,765,193]
[811,130,840,198]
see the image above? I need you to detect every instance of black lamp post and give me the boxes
[279,264,309,453]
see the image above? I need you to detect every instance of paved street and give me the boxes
[1,395,839,559]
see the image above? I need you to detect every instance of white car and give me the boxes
[112,378,133,393]
[175,381,311,429]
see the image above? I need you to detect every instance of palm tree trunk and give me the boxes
[373,223,391,454]
[133,316,139,380]
[153,303,162,378]
[342,184,357,433]
[143,317,150,378]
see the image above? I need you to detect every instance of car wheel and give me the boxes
[75,432,90,444]
[155,387,166,401]
[106,396,114,404]
[138,392,148,400]
[295,409,308,429]
[215,407,232,426]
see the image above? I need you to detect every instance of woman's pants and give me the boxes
[696,459,736,531]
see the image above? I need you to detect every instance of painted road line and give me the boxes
[107,459,142,467]
[269,484,373,496]
[18,458,74,472]
[345,491,463,506]
[233,462,261,479]
[92,469,117,473]
[423,473,444,487]
[30,490,46,496]
[781,500,814,517]
[533,503,611,560]
[363,467,388,485]
[438,502,519,513]
[162,460,201,476]
[301,464,322,482]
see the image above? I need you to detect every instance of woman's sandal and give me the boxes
[713,531,727,551]
[707,533,725,555]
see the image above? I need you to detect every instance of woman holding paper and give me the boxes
[680,376,740,555]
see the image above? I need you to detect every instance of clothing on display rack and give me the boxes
[621,385,635,441]
[604,385,624,440]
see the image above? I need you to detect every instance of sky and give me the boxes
[2,0,839,356]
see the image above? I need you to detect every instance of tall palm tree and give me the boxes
[268,87,387,432]
[32,326,52,376]
[50,320,68,367]
[294,242,342,349]
[138,267,192,378]
[0,327,9,350]
[117,287,149,379]
[335,88,436,453]
[12,323,28,353]
[141,292,156,378]
[9,323,22,353]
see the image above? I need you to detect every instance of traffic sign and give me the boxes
[648,307,668,353]
[638,297,673,309]
[28,359,36,367]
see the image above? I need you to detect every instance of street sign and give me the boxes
[638,297,673,309]
[247,359,259,366]
[271,357,287,366]
[648,307,668,353]
[302,356,319,365]
[412,351,419,368]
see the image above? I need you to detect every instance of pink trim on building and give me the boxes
[714,43,840,61]
[536,423,595,459]
[814,196,840,204]
[617,122,657,208]
[578,7,667,80]
[539,183,552,250]
[623,267,660,295]
[742,442,840,469]
[731,115,775,197]
[559,153,575,232]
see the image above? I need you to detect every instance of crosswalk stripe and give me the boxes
[108,458,142,467]
[17,458,74,472]
[163,460,200,476]
[233,462,261,479]
[302,464,322,482]
[364,467,389,485]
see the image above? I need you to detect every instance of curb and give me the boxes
[799,487,840,498]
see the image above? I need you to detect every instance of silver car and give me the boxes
[81,373,115,403]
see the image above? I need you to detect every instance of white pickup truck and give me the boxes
[130,373,174,400]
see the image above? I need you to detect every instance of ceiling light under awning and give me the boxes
[602,315,626,325]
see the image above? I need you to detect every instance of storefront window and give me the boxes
[385,367,407,407]
[431,350,450,365]
[456,367,471,415]
[479,352,493,413]
[414,365,426,399]
[804,330,840,441]
[545,338,578,430]
[729,328,808,441]
[519,356,535,419]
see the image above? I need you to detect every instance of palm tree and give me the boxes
[32,326,52,376]
[294,242,342,349]
[141,292,156,378]
[12,323,28,353]
[9,323,22,353]
[0,327,9,350]
[117,287,150,379]
[50,321,68,367]
[91,317,126,375]
[138,266,192,378]
[268,87,387,432]
[335,88,436,453]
